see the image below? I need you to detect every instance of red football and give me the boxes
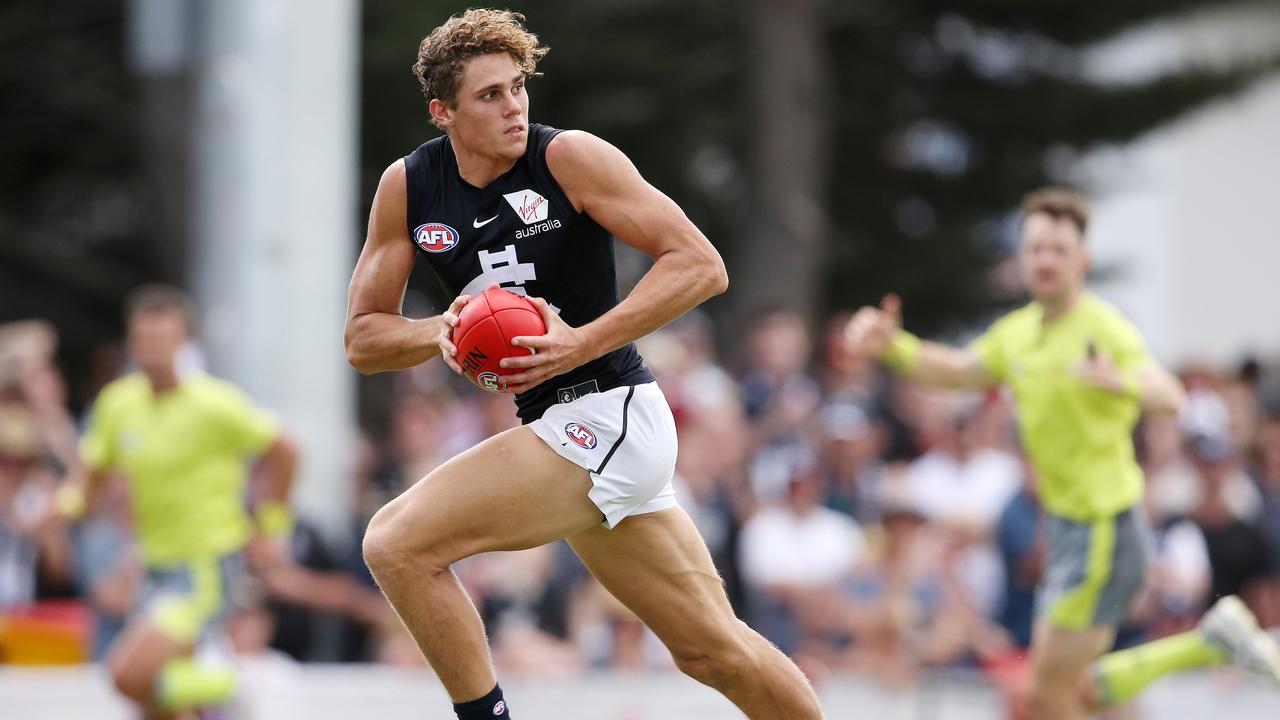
[451,287,547,393]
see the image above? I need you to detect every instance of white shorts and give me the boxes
[529,381,678,529]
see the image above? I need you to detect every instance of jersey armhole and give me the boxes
[402,151,423,241]
[529,125,581,221]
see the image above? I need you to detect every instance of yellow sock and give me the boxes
[1095,630,1227,705]
[157,658,236,710]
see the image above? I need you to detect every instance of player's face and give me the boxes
[436,52,529,162]
[127,310,187,376]
[1018,213,1090,305]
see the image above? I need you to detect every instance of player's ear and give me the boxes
[428,98,454,129]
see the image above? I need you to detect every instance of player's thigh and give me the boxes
[567,506,739,656]
[108,554,236,697]
[106,618,190,699]
[366,425,603,564]
[1030,620,1114,687]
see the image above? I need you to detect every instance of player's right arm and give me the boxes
[52,387,117,522]
[844,294,998,390]
[344,160,468,375]
[51,466,111,524]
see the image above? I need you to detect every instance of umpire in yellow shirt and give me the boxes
[844,188,1280,719]
[56,285,298,720]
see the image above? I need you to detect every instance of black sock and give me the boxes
[454,684,509,719]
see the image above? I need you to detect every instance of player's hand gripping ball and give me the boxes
[450,287,547,393]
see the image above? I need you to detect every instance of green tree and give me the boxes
[4,0,1275,389]
[362,1,1278,346]
[0,1,143,400]
[815,1,1279,336]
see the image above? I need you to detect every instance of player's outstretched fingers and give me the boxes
[845,307,883,357]
[880,293,902,327]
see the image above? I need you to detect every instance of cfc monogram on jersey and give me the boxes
[402,124,653,422]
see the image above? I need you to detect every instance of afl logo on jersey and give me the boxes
[564,422,598,450]
[414,223,459,253]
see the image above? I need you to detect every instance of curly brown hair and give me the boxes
[413,9,548,116]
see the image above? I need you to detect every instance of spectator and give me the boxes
[818,311,879,407]
[1141,415,1203,526]
[0,321,80,475]
[71,473,140,659]
[1250,414,1280,626]
[740,308,820,424]
[672,418,740,579]
[995,465,1043,651]
[817,401,884,523]
[1189,434,1274,606]
[907,400,1020,533]
[827,474,1007,686]
[387,390,456,486]
[741,309,823,502]
[648,311,741,423]
[1221,378,1262,456]
[0,402,72,611]
[1145,515,1212,635]
[1252,415,1280,558]
[739,456,864,654]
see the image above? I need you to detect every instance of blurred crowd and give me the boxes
[2,308,1278,695]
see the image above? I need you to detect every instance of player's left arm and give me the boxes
[1077,329,1185,416]
[1132,362,1185,416]
[242,430,299,569]
[500,131,728,392]
[255,433,299,524]
[219,386,300,540]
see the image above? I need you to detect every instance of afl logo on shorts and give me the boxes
[564,422,598,449]
[414,223,459,253]
[491,700,506,715]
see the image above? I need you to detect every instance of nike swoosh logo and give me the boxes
[473,214,499,228]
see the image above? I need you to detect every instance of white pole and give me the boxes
[190,0,360,543]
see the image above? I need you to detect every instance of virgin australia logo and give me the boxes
[503,189,550,224]
[516,219,562,239]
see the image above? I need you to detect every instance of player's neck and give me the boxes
[451,141,518,189]
[1039,286,1085,323]
[145,367,181,394]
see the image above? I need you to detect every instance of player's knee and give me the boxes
[1026,676,1072,718]
[362,508,409,575]
[1075,669,1104,712]
[670,625,757,689]
[106,653,150,702]
[362,506,449,578]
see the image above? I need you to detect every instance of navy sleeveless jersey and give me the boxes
[403,123,654,423]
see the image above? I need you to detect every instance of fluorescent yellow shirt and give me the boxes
[971,294,1151,521]
[80,372,279,567]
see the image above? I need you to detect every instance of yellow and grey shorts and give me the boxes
[1038,506,1152,631]
[138,552,249,645]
